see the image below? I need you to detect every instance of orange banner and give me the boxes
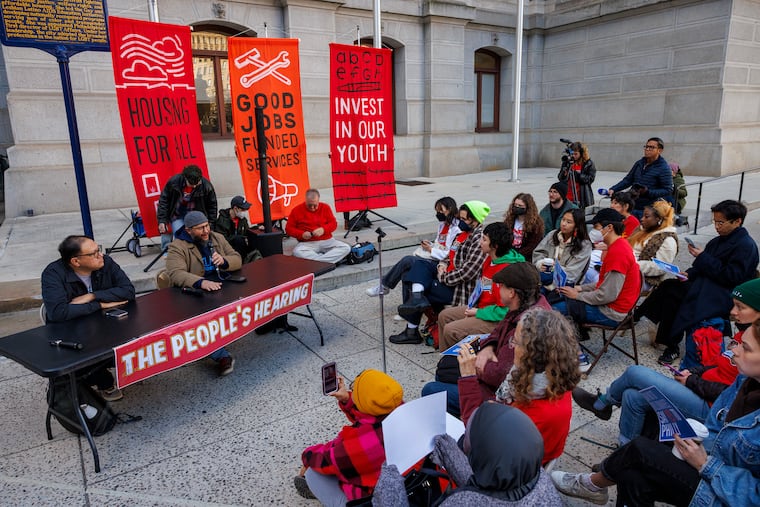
[228,38,309,224]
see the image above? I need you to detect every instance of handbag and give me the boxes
[346,458,449,507]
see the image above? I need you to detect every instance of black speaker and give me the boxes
[247,229,284,257]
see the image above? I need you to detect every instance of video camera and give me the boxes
[560,138,574,163]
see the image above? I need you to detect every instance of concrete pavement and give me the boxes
[1,167,759,506]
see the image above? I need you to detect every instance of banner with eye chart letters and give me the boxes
[109,17,209,237]
[228,38,310,224]
[329,44,396,213]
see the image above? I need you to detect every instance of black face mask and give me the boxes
[436,212,447,222]
[512,206,527,216]
[459,221,472,232]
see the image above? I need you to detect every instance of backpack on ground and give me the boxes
[47,376,117,437]
[343,239,377,265]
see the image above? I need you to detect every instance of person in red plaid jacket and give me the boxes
[295,369,404,505]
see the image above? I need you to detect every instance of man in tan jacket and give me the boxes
[166,210,242,376]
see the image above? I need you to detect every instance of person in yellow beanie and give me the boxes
[294,369,404,505]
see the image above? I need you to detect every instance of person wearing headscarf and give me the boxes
[373,403,563,506]
[295,369,404,506]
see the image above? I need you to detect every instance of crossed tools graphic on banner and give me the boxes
[234,48,291,87]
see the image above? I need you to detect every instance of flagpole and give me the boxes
[510,0,524,182]
[147,0,159,22]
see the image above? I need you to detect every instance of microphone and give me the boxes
[598,188,610,196]
[207,241,222,279]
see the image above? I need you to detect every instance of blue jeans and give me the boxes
[160,218,185,250]
[605,365,711,445]
[383,256,433,289]
[552,300,620,328]
[209,347,231,362]
[421,381,460,418]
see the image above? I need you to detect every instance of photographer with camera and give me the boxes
[606,137,673,216]
[558,140,597,209]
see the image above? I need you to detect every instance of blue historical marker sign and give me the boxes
[0,0,109,55]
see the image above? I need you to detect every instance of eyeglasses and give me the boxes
[191,223,211,231]
[712,219,736,227]
[643,145,660,151]
[508,335,522,349]
[76,244,103,258]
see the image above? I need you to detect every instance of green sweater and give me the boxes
[475,250,525,322]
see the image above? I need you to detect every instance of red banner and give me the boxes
[109,17,208,237]
[329,44,396,213]
[228,38,310,224]
[114,274,314,388]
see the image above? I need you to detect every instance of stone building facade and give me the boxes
[1,0,759,217]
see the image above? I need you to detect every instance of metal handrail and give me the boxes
[676,166,760,234]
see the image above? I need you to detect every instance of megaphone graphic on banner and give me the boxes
[258,175,299,207]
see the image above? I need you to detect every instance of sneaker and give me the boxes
[550,471,609,505]
[572,387,612,421]
[388,327,423,345]
[99,386,123,402]
[393,314,405,321]
[366,284,390,297]
[293,475,316,499]
[639,316,658,346]
[218,356,235,376]
[578,353,591,373]
[658,347,680,365]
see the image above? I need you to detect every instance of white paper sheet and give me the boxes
[382,392,448,473]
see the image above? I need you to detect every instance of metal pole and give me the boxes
[58,56,94,238]
[510,0,524,182]
[255,107,273,233]
[373,0,381,48]
[147,0,159,22]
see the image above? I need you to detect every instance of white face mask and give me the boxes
[236,210,247,220]
[588,228,604,244]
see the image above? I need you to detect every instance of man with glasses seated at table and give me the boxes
[607,137,673,216]
[41,235,136,401]
[166,210,242,376]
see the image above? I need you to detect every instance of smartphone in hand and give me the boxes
[663,363,683,377]
[685,237,696,248]
[321,362,338,395]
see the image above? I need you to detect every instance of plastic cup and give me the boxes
[672,418,709,460]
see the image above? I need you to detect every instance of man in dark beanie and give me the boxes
[166,210,241,376]
[539,181,577,236]
[421,262,550,417]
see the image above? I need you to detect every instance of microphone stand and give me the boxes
[375,227,388,373]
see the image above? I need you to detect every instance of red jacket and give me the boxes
[301,394,390,500]
[286,202,338,241]
[458,375,572,464]
[475,295,552,398]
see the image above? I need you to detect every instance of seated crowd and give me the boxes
[42,156,759,506]
[292,188,759,506]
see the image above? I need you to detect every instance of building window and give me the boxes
[192,26,247,138]
[475,49,500,132]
